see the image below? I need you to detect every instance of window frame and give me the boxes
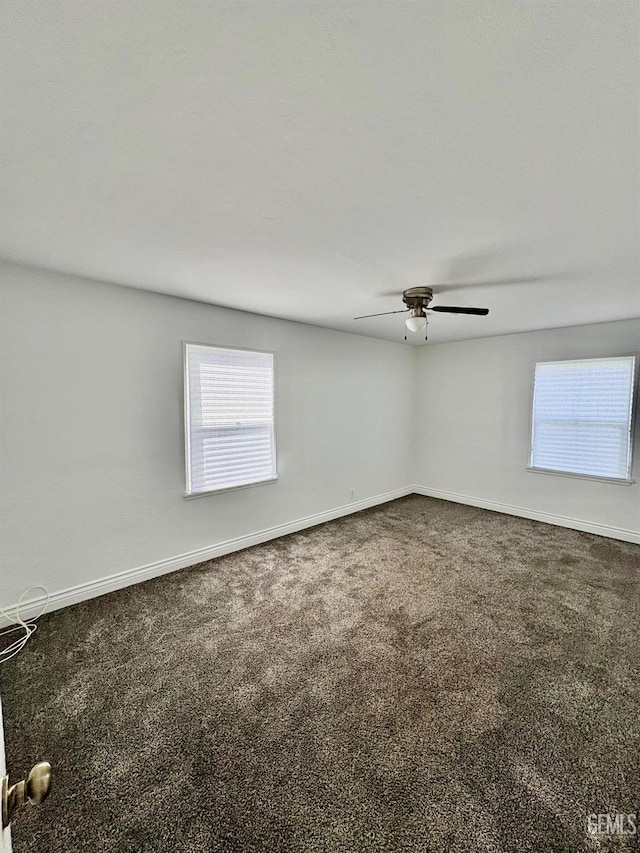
[527,353,638,486]
[183,341,278,498]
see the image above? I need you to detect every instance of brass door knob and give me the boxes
[2,762,52,828]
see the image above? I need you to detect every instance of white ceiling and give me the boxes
[1,1,638,344]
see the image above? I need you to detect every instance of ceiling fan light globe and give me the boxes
[405,316,427,333]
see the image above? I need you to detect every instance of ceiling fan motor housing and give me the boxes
[403,287,432,317]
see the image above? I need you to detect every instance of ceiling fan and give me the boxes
[354,286,489,340]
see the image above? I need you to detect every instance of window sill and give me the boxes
[184,476,279,499]
[526,467,634,486]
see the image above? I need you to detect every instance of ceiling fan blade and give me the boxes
[353,309,409,319]
[433,275,550,292]
[431,306,489,315]
[377,275,554,299]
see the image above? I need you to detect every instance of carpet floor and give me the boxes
[1,496,639,852]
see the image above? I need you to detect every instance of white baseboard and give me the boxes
[411,485,640,545]
[3,483,637,627]
[0,487,412,627]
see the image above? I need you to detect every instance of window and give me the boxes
[184,343,276,495]
[529,356,636,482]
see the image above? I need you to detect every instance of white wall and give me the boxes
[415,319,640,540]
[0,262,416,612]
[2,263,637,618]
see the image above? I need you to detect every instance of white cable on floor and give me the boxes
[0,587,50,664]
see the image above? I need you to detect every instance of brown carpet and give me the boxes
[1,496,639,852]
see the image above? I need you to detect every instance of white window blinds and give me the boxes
[184,344,276,495]
[529,356,636,481]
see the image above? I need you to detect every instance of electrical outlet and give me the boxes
[350,488,356,500]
